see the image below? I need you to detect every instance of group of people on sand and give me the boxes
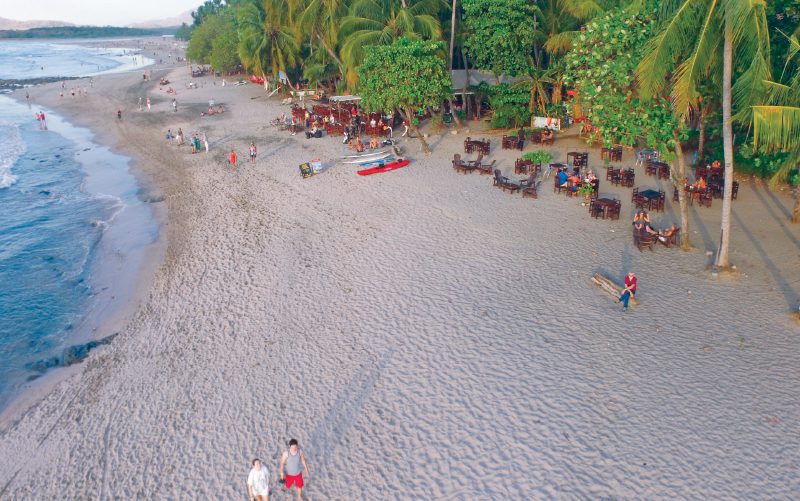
[247,439,310,500]
[633,210,679,244]
[557,166,598,193]
[166,127,209,154]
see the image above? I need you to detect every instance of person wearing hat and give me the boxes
[618,272,637,309]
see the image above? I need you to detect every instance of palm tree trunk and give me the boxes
[449,0,457,71]
[403,107,431,154]
[697,101,706,164]
[318,34,345,78]
[673,129,691,250]
[715,11,734,269]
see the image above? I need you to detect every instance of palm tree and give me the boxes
[753,35,800,222]
[237,0,301,88]
[638,0,771,270]
[339,0,445,86]
[299,0,347,79]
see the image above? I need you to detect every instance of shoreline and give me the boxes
[0,42,173,426]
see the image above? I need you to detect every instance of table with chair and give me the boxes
[633,188,666,212]
[589,197,622,220]
[464,137,490,155]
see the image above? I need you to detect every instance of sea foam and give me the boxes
[0,124,25,189]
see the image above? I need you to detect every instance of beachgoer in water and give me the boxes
[618,272,637,309]
[279,439,309,500]
[39,111,47,130]
[117,109,122,121]
[172,99,177,112]
[249,143,257,164]
[146,97,151,111]
[230,149,237,168]
[247,458,270,501]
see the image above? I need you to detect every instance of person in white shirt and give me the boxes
[247,458,270,501]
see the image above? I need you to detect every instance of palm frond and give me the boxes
[752,106,800,153]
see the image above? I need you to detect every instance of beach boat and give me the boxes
[355,156,396,167]
[340,148,391,159]
[357,159,410,176]
[342,151,392,164]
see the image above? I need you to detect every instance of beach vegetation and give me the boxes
[357,37,452,154]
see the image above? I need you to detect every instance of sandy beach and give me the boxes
[1,37,799,498]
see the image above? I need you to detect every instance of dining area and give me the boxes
[464,137,490,155]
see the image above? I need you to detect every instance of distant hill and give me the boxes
[0,16,74,30]
[0,26,177,39]
[129,10,192,29]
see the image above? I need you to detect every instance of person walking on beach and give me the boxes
[138,97,143,111]
[247,458,270,501]
[202,133,209,153]
[279,439,309,500]
[117,109,122,121]
[39,111,47,130]
[618,271,637,309]
[229,149,237,168]
[249,143,257,164]
[172,98,178,112]
[146,97,151,112]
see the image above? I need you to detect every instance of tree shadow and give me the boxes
[749,181,800,252]
[732,210,799,311]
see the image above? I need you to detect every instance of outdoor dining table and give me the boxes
[592,197,620,219]
[638,189,665,212]
[684,185,705,205]
[464,138,490,155]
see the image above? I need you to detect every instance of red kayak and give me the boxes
[357,159,410,176]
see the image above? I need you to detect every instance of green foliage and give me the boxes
[175,23,192,41]
[739,140,794,180]
[356,38,452,115]
[477,83,531,128]
[210,30,241,73]
[191,0,225,27]
[564,8,681,154]
[187,15,224,63]
[462,0,538,77]
[522,150,553,165]
[0,26,168,39]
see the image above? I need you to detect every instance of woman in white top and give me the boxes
[247,458,270,501]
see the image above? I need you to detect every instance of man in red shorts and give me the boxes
[279,438,310,499]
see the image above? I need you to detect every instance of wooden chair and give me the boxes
[607,200,622,220]
[520,173,538,199]
[590,200,605,219]
[659,227,680,248]
[452,153,462,170]
[610,169,622,186]
[645,160,657,176]
[622,169,635,187]
[553,175,566,194]
[502,135,516,150]
[493,169,520,193]
[635,232,656,251]
[631,187,640,202]
[477,159,496,175]
[515,158,532,175]
[464,137,474,153]
[699,190,713,207]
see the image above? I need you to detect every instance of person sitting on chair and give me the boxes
[355,136,364,152]
[542,129,554,142]
[658,223,678,243]
[305,124,320,139]
[557,168,569,187]
[369,136,379,149]
[694,177,707,190]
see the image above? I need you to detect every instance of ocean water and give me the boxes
[0,40,151,80]
[0,44,158,409]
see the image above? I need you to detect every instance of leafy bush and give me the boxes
[523,150,553,165]
[478,83,531,129]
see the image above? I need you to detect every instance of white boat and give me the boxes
[342,151,392,164]
[340,148,391,159]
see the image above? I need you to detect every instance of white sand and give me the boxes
[1,38,799,498]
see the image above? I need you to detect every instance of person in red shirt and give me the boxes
[618,271,637,309]
[229,149,237,168]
